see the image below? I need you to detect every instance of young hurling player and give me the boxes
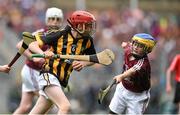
[28,10,97,114]
[109,33,156,114]
[14,7,64,114]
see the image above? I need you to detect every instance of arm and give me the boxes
[166,56,178,94]
[166,68,173,94]
[72,61,94,72]
[113,67,136,83]
[29,41,54,58]
[0,65,10,73]
[29,41,44,55]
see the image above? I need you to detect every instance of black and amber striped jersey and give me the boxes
[36,25,96,87]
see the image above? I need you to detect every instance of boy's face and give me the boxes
[131,41,146,56]
[47,17,63,29]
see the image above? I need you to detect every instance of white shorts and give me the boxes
[21,64,39,92]
[37,73,61,99]
[109,82,150,114]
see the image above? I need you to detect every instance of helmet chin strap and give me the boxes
[67,19,83,35]
[77,24,85,34]
[67,19,93,40]
[132,52,146,59]
[47,26,60,30]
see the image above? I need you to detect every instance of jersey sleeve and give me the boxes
[83,39,96,55]
[169,55,179,71]
[42,30,63,45]
[132,59,145,71]
[132,58,150,75]
[34,29,63,46]
[34,32,44,47]
[132,58,151,80]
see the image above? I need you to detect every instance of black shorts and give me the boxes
[173,82,180,104]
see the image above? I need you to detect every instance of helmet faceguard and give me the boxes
[45,7,64,27]
[68,11,96,36]
[131,33,156,53]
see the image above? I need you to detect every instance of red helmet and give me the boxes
[68,11,96,36]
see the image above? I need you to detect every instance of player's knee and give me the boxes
[59,102,71,113]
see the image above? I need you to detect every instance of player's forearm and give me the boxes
[121,67,136,79]
[166,69,172,86]
[29,41,44,55]
[114,67,136,83]
[23,50,33,59]
[83,61,94,67]
[0,65,10,73]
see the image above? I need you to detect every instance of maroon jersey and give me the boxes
[25,28,49,70]
[122,46,151,93]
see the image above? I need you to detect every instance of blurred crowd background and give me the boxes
[0,0,180,114]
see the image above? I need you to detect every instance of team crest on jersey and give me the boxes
[71,44,77,52]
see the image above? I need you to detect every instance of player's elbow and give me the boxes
[166,68,173,77]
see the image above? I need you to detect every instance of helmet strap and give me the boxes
[67,19,84,36]
[77,24,85,34]
[67,19,93,39]
[132,53,146,59]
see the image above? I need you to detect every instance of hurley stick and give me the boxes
[32,49,115,66]
[8,32,35,67]
[98,79,116,104]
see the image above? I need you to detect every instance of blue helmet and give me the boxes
[132,33,156,53]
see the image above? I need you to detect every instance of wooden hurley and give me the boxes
[32,49,115,66]
[8,32,35,67]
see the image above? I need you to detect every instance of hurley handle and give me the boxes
[31,54,60,58]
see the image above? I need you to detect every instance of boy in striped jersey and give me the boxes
[29,10,96,114]
[109,33,156,114]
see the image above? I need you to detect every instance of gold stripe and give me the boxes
[60,62,66,81]
[57,36,63,54]
[132,36,155,47]
[66,34,73,54]
[35,33,44,47]
[66,65,73,81]
[86,40,91,49]
[76,39,83,54]
[53,59,60,75]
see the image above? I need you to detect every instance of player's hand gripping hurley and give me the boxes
[98,79,116,104]
[31,49,115,66]
[8,32,35,67]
